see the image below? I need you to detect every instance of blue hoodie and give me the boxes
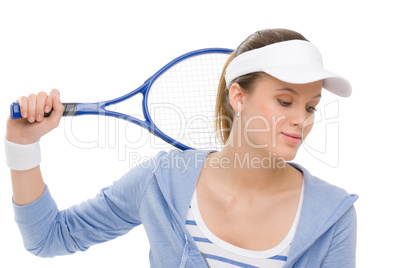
[13,149,358,267]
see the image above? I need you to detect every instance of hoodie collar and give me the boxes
[285,162,358,266]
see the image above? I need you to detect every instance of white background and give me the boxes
[0,0,400,267]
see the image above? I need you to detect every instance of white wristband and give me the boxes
[4,138,41,171]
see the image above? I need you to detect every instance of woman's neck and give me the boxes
[205,146,298,198]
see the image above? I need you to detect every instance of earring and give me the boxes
[236,110,240,124]
[235,102,241,124]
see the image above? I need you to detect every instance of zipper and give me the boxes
[179,234,190,268]
[154,160,213,267]
[201,252,211,268]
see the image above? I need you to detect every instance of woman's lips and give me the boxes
[281,132,302,144]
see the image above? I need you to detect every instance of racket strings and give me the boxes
[147,53,228,150]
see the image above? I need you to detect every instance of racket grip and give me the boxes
[10,102,77,119]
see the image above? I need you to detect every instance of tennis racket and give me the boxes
[10,48,233,151]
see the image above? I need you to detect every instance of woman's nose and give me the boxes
[289,109,307,128]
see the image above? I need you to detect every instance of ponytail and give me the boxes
[215,52,236,144]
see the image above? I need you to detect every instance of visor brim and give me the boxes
[262,65,352,97]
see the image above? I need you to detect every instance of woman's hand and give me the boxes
[6,89,64,145]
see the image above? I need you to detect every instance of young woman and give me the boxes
[5,29,358,268]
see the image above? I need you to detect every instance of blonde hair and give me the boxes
[215,29,309,144]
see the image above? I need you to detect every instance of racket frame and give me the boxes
[10,48,234,150]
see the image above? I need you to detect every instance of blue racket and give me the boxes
[10,48,233,150]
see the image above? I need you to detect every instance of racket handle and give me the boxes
[10,102,77,119]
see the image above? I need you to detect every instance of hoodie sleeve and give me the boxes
[321,205,357,268]
[12,157,157,258]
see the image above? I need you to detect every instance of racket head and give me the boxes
[144,48,233,151]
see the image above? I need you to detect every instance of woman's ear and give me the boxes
[229,83,245,112]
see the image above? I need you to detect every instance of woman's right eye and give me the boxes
[278,99,292,106]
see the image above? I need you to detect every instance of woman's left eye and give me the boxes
[306,106,317,113]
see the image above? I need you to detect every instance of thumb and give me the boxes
[46,94,64,128]
[52,94,64,114]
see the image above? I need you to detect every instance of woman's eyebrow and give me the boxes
[275,87,299,96]
[275,87,321,99]
[311,93,322,99]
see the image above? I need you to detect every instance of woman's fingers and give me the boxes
[35,91,48,122]
[20,92,47,123]
[17,96,28,119]
[27,94,37,123]
[16,90,61,123]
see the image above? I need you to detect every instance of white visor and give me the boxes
[225,40,352,97]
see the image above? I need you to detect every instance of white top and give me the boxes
[185,179,305,267]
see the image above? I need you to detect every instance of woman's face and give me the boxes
[238,75,322,160]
